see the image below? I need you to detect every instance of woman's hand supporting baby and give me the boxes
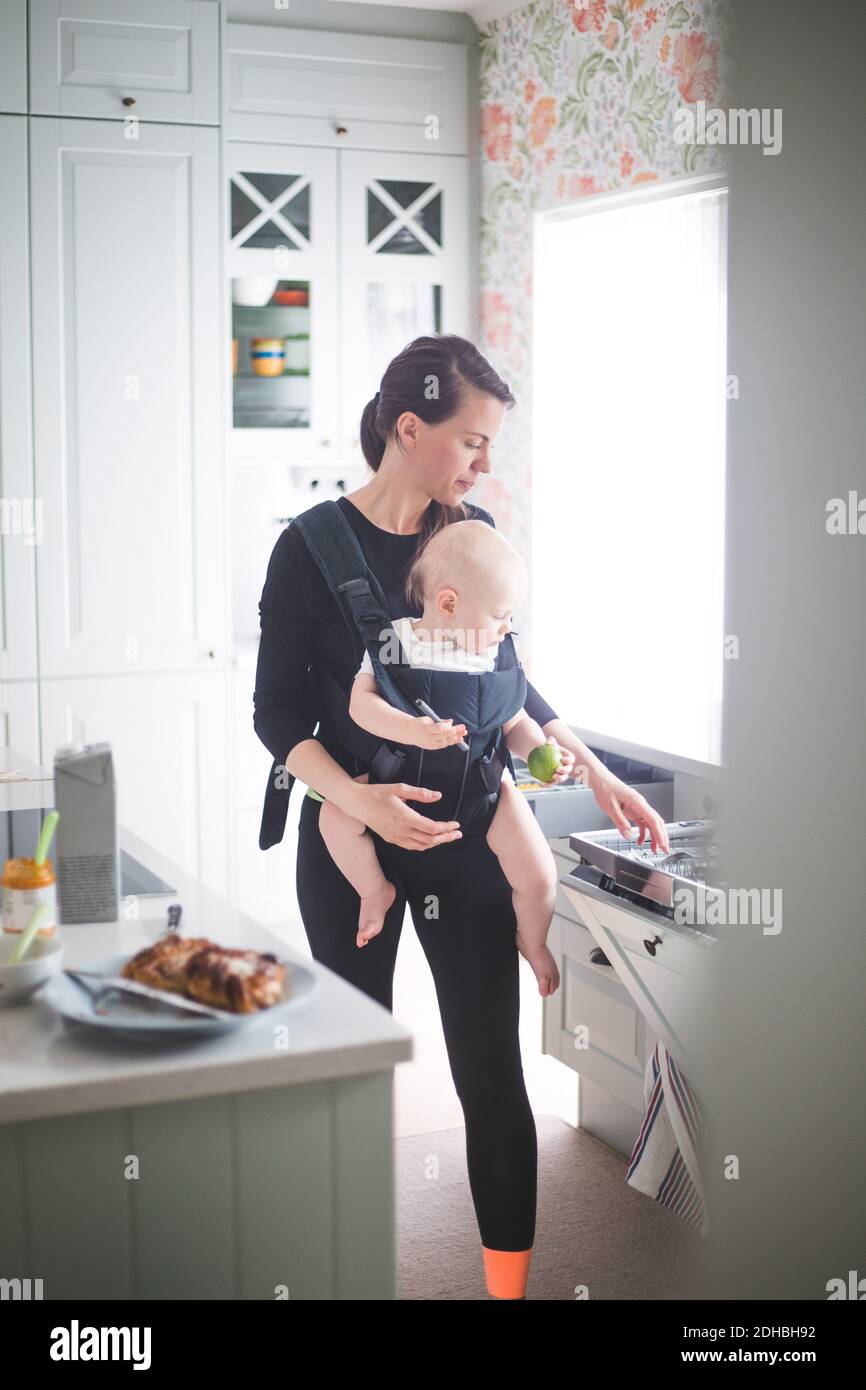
[341,672,464,850]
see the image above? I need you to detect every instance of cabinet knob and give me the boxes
[643,934,663,957]
[334,123,348,136]
[121,96,136,107]
[320,438,331,448]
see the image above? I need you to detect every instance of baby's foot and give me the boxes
[515,931,561,996]
[357,880,397,948]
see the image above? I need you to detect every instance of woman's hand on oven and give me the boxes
[590,772,671,853]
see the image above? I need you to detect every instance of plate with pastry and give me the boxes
[42,933,316,1039]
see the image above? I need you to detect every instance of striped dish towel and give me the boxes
[625,1040,710,1234]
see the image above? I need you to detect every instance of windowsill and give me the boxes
[564,723,724,783]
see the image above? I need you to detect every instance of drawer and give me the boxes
[561,879,716,1079]
[548,911,650,1110]
[563,872,719,984]
[29,0,219,124]
[527,775,674,839]
[224,23,469,154]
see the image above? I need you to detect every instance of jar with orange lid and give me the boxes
[2,857,58,937]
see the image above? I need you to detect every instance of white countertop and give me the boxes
[0,771,413,1125]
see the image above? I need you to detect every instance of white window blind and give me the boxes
[531,183,727,764]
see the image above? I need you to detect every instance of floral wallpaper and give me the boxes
[475,0,726,622]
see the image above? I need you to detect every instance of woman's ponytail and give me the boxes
[359,390,385,470]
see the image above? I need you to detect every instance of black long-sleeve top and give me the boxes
[253,494,559,848]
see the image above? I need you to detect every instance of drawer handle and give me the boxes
[121,96,136,107]
[589,946,611,967]
[335,123,348,136]
[643,934,663,956]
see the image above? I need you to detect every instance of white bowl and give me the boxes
[0,933,64,1004]
[232,277,278,307]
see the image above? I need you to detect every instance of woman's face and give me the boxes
[397,387,508,507]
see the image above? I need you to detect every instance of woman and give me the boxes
[253,335,669,1300]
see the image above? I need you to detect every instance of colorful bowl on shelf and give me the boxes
[273,288,309,306]
[231,338,239,376]
[250,338,286,377]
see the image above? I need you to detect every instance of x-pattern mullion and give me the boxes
[231,171,311,251]
[367,179,441,256]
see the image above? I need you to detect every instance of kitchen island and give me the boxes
[0,770,412,1300]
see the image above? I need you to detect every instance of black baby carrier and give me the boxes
[290,499,527,834]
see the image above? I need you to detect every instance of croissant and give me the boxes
[184,945,286,1014]
[121,934,214,995]
[121,932,287,1013]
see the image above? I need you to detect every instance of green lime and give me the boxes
[527,743,561,783]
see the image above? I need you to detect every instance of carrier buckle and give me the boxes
[337,577,371,600]
[477,747,505,795]
[369,742,406,783]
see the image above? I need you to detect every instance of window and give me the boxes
[532,179,727,764]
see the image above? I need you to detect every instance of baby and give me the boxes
[316,519,573,997]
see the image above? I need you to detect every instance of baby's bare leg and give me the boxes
[318,774,396,947]
[486,778,560,996]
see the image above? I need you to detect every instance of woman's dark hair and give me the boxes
[359,334,516,554]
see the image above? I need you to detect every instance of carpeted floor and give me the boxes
[397,1113,703,1300]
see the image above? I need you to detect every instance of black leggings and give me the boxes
[295,789,537,1251]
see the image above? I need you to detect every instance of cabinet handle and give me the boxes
[121,96,136,107]
[643,934,663,956]
[320,438,331,448]
[334,123,348,136]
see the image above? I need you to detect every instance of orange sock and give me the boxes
[482,1245,532,1299]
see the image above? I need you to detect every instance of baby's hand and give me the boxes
[412,716,468,751]
[550,742,576,783]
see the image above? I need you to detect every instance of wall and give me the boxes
[693,0,866,1300]
[476,0,725,561]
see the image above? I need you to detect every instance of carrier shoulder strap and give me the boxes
[291,499,395,671]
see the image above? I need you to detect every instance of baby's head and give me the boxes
[404,520,527,655]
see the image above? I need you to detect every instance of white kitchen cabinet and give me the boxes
[0,117,37,683]
[30,117,225,679]
[544,836,655,1155]
[338,150,471,464]
[0,682,41,763]
[224,23,469,156]
[226,141,337,462]
[226,142,471,468]
[561,870,717,1087]
[40,671,229,895]
[28,0,218,125]
[0,0,27,113]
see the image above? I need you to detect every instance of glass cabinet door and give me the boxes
[225,144,337,459]
[339,151,470,464]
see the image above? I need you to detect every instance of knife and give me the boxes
[64,969,239,1021]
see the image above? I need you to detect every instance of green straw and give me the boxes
[34,810,59,866]
[10,902,50,964]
